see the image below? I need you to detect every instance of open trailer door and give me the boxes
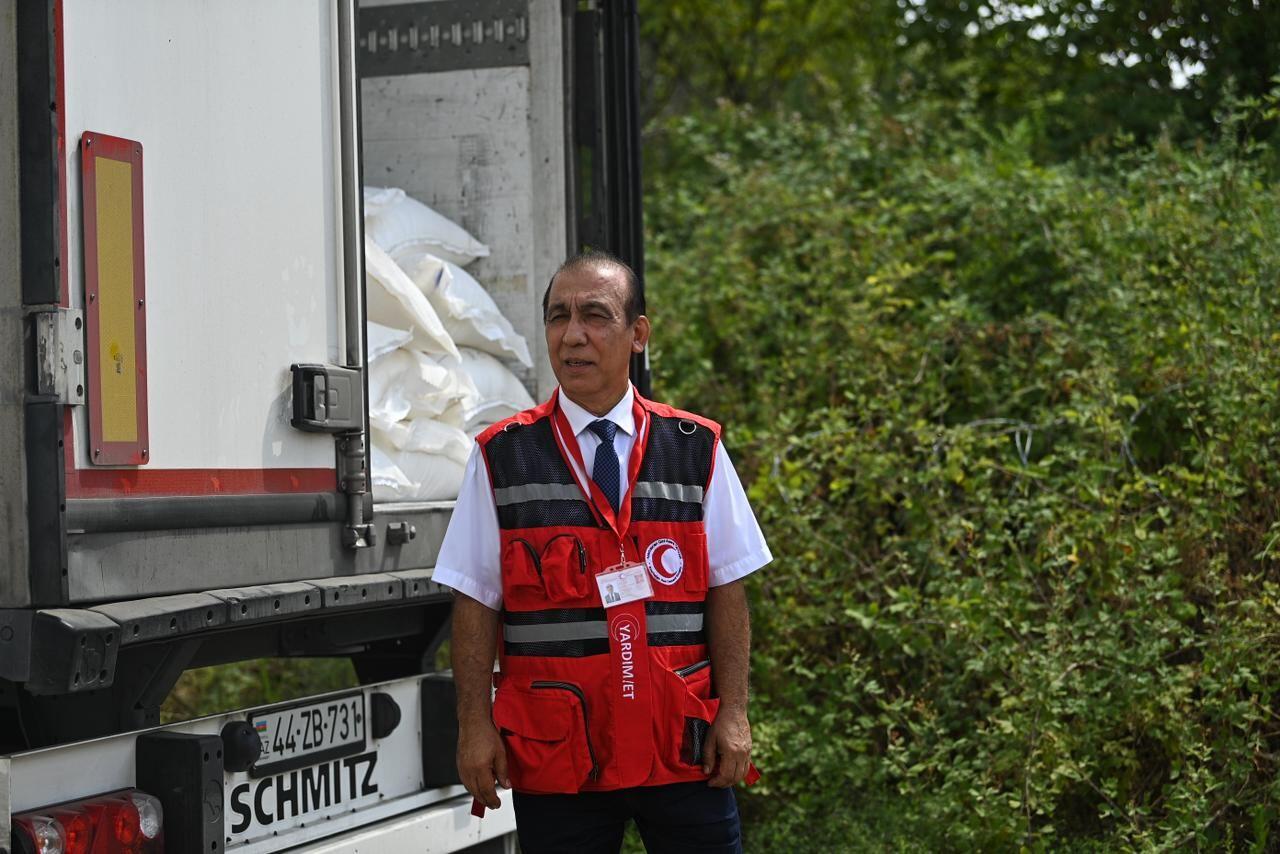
[7,0,373,615]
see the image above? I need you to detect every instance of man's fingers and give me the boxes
[708,752,740,788]
[709,766,738,787]
[456,724,508,809]
[461,770,485,806]
[495,747,511,790]
[705,722,749,787]
[466,764,501,809]
[459,770,480,802]
[477,775,502,809]
[705,725,731,786]
[701,733,719,776]
[458,762,503,809]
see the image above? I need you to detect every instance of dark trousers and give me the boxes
[512,782,742,854]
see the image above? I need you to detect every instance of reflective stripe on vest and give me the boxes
[494,480,703,507]
[503,602,706,657]
[631,481,704,504]
[494,483,585,505]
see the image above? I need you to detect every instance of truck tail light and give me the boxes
[12,790,164,854]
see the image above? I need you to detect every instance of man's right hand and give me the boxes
[457,720,510,810]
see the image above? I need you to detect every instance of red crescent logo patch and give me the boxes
[644,538,685,586]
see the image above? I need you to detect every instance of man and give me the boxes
[432,251,772,853]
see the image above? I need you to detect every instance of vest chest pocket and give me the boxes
[501,538,544,593]
[539,534,591,601]
[501,535,590,602]
[682,532,710,595]
[492,681,599,794]
[638,531,710,595]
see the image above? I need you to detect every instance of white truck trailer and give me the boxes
[0,0,646,850]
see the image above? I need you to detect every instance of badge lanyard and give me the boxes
[549,387,651,552]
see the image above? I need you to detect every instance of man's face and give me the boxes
[544,264,650,412]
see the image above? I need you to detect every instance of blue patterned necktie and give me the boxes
[588,419,620,512]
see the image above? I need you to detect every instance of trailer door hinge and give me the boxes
[34,308,86,404]
[290,363,363,433]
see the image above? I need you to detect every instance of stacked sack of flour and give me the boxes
[363,187,535,502]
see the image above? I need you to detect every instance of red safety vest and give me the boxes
[475,388,732,794]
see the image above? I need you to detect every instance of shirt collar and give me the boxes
[559,385,636,438]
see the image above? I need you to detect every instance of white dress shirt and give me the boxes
[432,385,772,610]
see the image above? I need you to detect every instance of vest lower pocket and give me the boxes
[654,660,720,771]
[492,680,598,794]
[673,659,717,766]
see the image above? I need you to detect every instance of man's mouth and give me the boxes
[564,358,594,368]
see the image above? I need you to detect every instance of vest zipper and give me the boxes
[543,534,588,575]
[513,538,542,578]
[530,681,600,780]
[675,659,711,678]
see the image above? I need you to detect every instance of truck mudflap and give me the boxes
[4,673,500,853]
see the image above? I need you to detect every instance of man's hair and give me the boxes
[542,250,643,324]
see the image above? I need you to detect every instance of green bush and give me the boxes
[162,658,356,723]
[646,105,1280,850]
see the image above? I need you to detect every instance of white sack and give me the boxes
[408,351,480,422]
[363,186,404,218]
[365,188,490,267]
[367,350,415,431]
[371,439,465,502]
[454,347,535,428]
[432,401,467,430]
[370,442,414,497]
[400,253,533,368]
[375,418,471,466]
[364,238,459,359]
[367,348,479,432]
[367,321,413,362]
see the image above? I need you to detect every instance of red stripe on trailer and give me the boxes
[62,412,337,497]
[65,466,338,498]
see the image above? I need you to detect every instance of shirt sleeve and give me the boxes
[431,442,504,610]
[703,441,773,587]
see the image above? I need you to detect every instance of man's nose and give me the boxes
[563,312,588,345]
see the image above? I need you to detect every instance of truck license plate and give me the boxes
[249,692,366,776]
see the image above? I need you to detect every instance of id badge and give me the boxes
[596,562,653,608]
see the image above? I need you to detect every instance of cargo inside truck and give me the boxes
[0,0,643,850]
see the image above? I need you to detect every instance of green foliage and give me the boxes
[638,0,899,119]
[640,1,1280,158]
[899,1,1280,156]
[645,103,1280,849]
[161,658,357,723]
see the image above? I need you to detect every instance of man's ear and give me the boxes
[632,315,651,352]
